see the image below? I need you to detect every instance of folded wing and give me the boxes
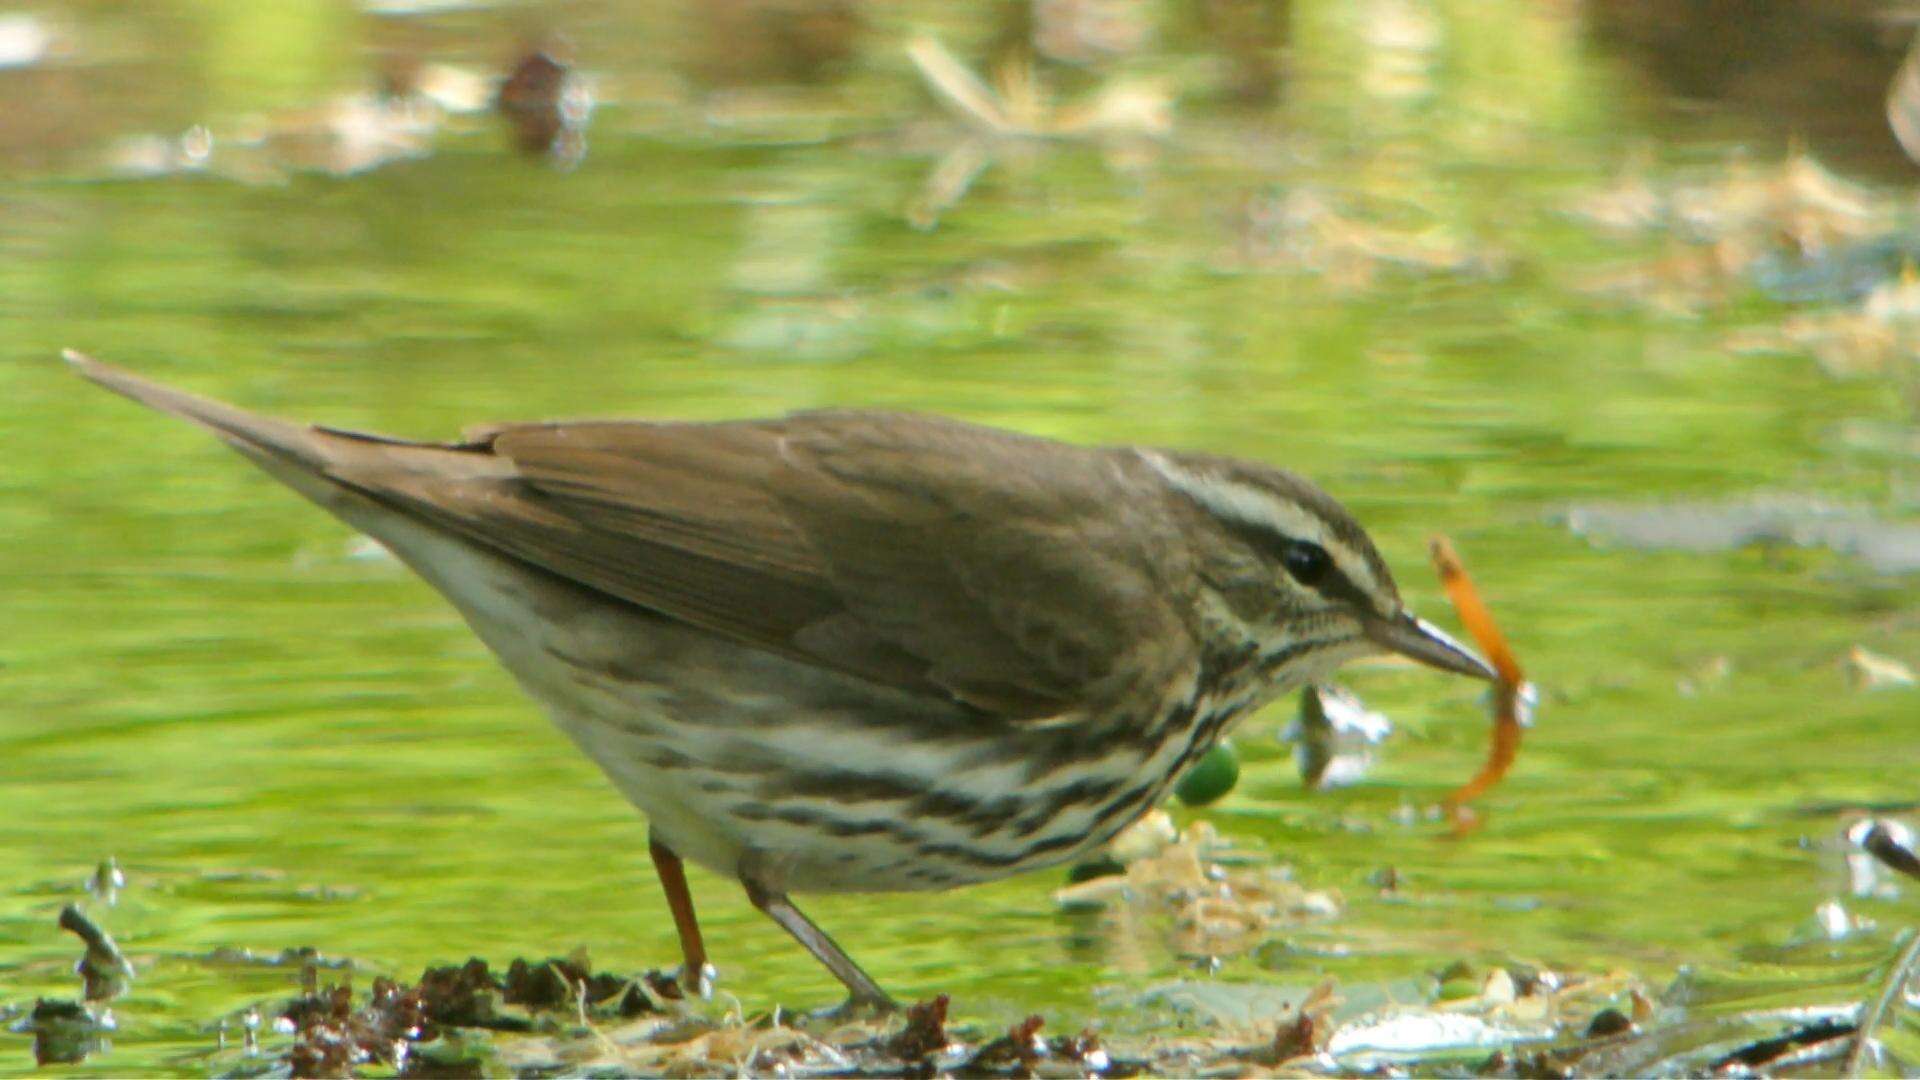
[341,411,1200,720]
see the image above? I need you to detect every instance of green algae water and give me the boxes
[2,1,1919,1073]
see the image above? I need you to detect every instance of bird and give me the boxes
[65,349,1493,1011]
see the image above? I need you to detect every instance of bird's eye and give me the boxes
[1282,541,1332,586]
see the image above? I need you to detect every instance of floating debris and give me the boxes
[967,1014,1047,1072]
[1845,931,1920,1076]
[10,999,110,1068]
[1563,495,1920,576]
[1572,151,1887,313]
[258,93,440,178]
[502,950,673,1016]
[411,958,518,1029]
[1714,1016,1859,1073]
[99,47,506,184]
[1565,153,1663,234]
[883,993,952,1060]
[59,905,133,1004]
[104,93,435,182]
[904,34,1170,227]
[1843,645,1916,691]
[10,907,134,1067]
[267,952,682,1076]
[1261,978,1335,1064]
[172,938,1918,1077]
[281,982,416,1077]
[1810,898,1873,941]
[1729,266,1920,378]
[1576,238,1747,316]
[407,62,494,115]
[1228,187,1504,291]
[1065,809,1175,887]
[86,857,125,906]
[1330,1010,1532,1070]
[105,125,215,178]
[1584,1006,1635,1038]
[1545,931,1920,1076]
[1671,153,1879,255]
[1172,740,1239,806]
[1285,683,1392,789]
[496,44,592,167]
[197,944,355,972]
[1054,821,1340,961]
[908,35,1170,140]
[1107,807,1178,864]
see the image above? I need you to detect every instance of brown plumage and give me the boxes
[66,350,1490,1010]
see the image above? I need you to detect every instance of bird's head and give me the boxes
[1141,449,1494,689]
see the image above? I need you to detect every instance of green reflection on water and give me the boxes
[1,0,1917,1072]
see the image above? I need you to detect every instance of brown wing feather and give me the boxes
[67,355,1200,717]
[770,413,1198,715]
[338,412,1201,719]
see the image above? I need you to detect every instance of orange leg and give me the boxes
[648,832,713,997]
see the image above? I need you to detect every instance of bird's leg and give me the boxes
[742,878,897,1013]
[648,832,714,998]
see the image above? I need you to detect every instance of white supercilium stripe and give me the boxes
[1136,449,1383,597]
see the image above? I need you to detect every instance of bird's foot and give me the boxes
[674,962,718,1001]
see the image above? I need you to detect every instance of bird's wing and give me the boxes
[379,412,1200,718]
[64,356,1198,717]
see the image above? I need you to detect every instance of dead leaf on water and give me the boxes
[1227,187,1504,290]
[904,34,1171,228]
[1843,645,1916,691]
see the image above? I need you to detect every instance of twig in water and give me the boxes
[1845,928,1920,1076]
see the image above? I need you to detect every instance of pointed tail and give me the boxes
[63,349,337,472]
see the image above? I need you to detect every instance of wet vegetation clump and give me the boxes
[215,943,1919,1076]
[18,840,1908,1076]
[274,953,683,1076]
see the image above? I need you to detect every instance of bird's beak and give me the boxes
[1364,611,1497,681]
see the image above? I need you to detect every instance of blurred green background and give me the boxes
[2,0,1919,1073]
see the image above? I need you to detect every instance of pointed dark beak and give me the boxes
[1364,611,1497,681]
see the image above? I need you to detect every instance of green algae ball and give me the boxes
[1174,741,1240,806]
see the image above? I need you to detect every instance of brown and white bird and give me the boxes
[66,350,1491,1010]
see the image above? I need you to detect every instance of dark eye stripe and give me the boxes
[1312,564,1376,610]
[1221,518,1373,609]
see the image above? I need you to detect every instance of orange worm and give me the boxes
[1428,537,1527,831]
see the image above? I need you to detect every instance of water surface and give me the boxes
[2,1,1918,1073]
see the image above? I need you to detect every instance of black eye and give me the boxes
[1282,541,1331,585]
